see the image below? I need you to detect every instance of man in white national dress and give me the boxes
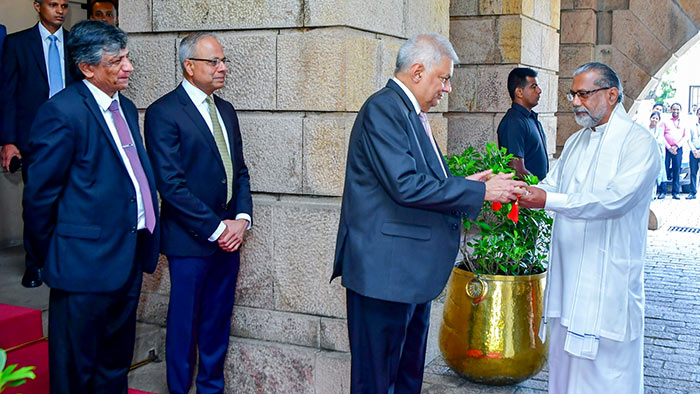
[519,62,659,394]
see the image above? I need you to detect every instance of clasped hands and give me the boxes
[467,169,545,208]
[217,219,248,252]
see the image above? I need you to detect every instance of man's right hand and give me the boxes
[1,144,21,172]
[483,172,527,203]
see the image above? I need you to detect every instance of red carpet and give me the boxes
[1,304,47,394]
[1,303,155,394]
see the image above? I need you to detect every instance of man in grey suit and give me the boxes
[331,34,525,393]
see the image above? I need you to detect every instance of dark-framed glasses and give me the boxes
[566,87,611,102]
[188,57,230,67]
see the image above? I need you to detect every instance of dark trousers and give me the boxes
[690,153,699,196]
[665,147,683,194]
[48,265,142,394]
[346,288,431,394]
[166,250,240,394]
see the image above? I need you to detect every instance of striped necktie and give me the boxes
[206,96,233,203]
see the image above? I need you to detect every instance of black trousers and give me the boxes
[690,153,699,196]
[48,265,142,394]
[665,147,683,195]
[346,288,431,394]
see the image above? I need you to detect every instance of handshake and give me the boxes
[467,170,545,208]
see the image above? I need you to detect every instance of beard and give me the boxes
[573,105,604,128]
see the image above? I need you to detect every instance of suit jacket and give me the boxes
[0,23,76,152]
[332,80,485,304]
[144,83,252,257]
[0,24,6,76]
[22,82,160,293]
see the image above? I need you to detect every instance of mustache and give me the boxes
[572,106,590,115]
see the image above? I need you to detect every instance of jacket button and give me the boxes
[452,223,459,230]
[221,179,226,184]
[131,226,137,233]
[130,196,136,203]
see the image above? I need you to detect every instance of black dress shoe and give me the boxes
[687,194,697,200]
[21,267,42,288]
[672,194,681,200]
[658,193,666,199]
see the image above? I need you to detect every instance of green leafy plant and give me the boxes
[446,143,552,276]
[0,348,36,393]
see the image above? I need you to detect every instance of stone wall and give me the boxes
[124,1,449,392]
[557,0,700,150]
[448,0,560,158]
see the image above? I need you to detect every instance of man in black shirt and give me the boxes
[497,67,549,180]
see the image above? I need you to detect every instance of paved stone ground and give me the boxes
[1,197,698,393]
[422,196,700,393]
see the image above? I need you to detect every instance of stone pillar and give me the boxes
[448,0,560,158]
[122,1,449,392]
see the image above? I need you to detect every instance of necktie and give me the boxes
[418,112,447,178]
[48,35,63,98]
[206,96,233,203]
[108,100,156,233]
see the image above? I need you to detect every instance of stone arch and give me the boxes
[557,0,700,149]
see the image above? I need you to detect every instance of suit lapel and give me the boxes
[411,112,446,179]
[386,81,446,179]
[78,82,123,162]
[29,24,48,83]
[176,85,226,172]
[63,29,73,85]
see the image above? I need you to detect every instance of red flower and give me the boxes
[507,199,520,223]
[492,202,502,211]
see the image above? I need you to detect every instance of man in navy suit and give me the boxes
[331,34,525,393]
[23,21,160,394]
[145,32,252,394]
[0,0,76,287]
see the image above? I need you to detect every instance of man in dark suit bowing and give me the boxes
[0,0,77,287]
[144,32,252,394]
[331,33,525,393]
[23,20,160,394]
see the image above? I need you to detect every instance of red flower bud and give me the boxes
[507,199,520,223]
[492,202,502,211]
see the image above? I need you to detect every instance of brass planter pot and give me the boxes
[438,266,547,385]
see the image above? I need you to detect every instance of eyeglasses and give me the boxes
[566,87,611,102]
[188,57,230,67]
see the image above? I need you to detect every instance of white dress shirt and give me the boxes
[38,23,65,88]
[83,80,146,230]
[181,79,251,241]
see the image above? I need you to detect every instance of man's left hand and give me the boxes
[218,219,248,252]
[519,186,546,209]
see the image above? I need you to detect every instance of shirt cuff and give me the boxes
[235,213,252,230]
[544,192,567,211]
[208,222,227,242]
